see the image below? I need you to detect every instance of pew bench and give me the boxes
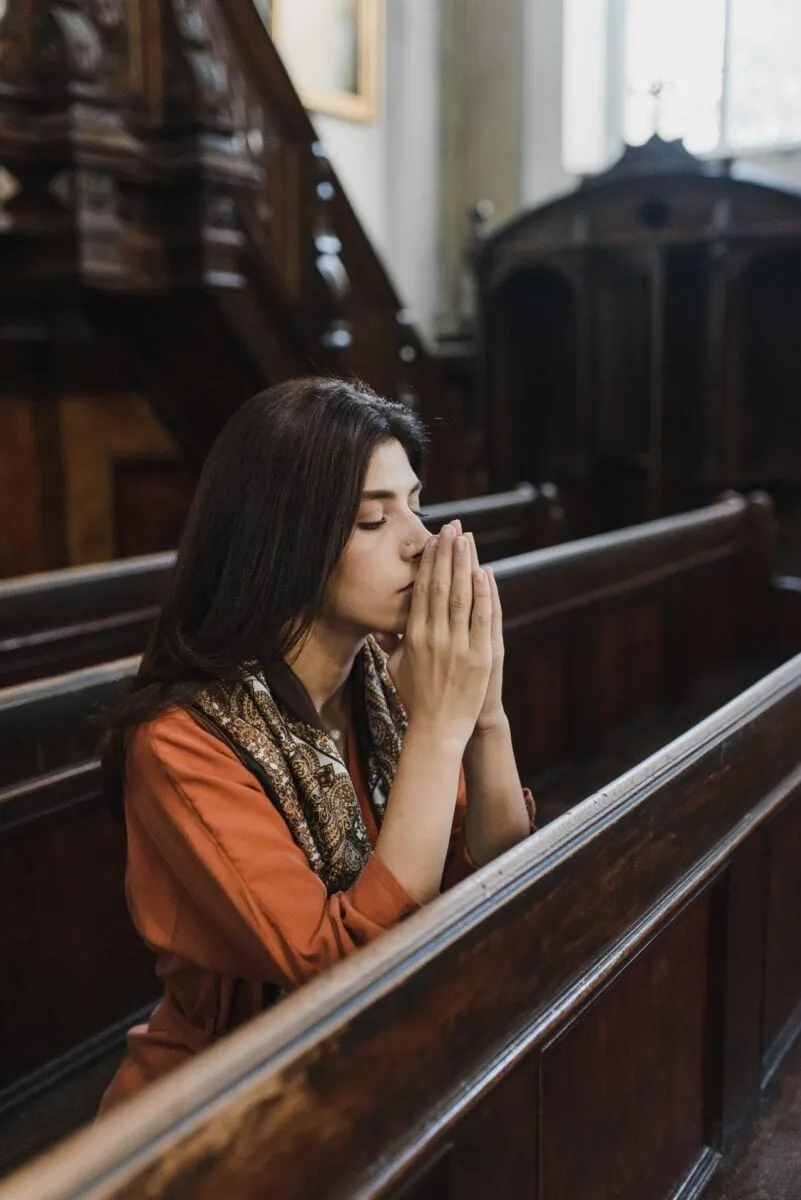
[0,659,157,1141]
[0,492,797,1165]
[3,652,801,1199]
[0,483,564,688]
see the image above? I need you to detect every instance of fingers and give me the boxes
[410,521,473,642]
[407,534,437,637]
[450,533,473,635]
[429,524,456,634]
[469,568,493,649]
[467,530,479,574]
[486,567,504,650]
[466,533,501,648]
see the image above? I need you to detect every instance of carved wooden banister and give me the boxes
[0,1,460,493]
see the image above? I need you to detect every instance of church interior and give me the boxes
[1,0,801,1196]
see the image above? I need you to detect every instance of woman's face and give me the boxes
[322,439,430,637]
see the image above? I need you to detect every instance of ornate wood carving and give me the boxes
[163,0,232,123]
[0,0,461,497]
[0,0,129,91]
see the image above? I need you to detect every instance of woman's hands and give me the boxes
[464,530,506,733]
[387,520,507,736]
[387,523,493,747]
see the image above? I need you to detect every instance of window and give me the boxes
[564,0,801,174]
[725,0,801,151]
[624,0,726,155]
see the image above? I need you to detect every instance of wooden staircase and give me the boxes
[0,0,466,496]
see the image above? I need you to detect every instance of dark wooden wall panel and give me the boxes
[0,397,44,578]
[503,640,569,777]
[389,1149,453,1200]
[762,800,801,1067]
[0,803,157,1089]
[112,458,196,558]
[539,900,709,1200]
[597,599,664,735]
[450,1056,539,1200]
[717,838,768,1147]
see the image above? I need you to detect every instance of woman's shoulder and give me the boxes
[127,706,244,780]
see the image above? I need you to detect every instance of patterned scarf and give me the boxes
[192,636,407,893]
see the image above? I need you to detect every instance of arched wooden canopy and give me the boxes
[475,135,801,557]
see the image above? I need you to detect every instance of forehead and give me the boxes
[362,439,419,494]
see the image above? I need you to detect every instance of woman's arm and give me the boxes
[128,711,421,994]
[375,527,493,902]
[461,717,534,866]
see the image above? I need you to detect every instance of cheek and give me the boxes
[328,542,394,615]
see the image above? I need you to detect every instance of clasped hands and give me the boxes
[383,519,506,736]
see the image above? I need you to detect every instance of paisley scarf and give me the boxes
[192,635,407,893]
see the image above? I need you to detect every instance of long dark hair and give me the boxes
[101,377,426,815]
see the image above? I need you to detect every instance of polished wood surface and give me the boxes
[3,653,801,1199]
[0,483,564,688]
[0,384,187,581]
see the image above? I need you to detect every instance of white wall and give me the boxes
[521,0,575,209]
[308,1,442,340]
[314,114,388,251]
[438,0,526,334]
[384,0,442,337]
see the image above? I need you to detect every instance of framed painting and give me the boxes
[270,0,381,123]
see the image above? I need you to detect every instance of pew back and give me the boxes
[4,653,801,1200]
[0,484,563,687]
[498,491,777,789]
[0,659,156,1110]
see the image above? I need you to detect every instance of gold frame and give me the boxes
[270,0,381,123]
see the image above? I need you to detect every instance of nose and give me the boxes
[405,511,429,561]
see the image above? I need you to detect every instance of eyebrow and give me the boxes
[361,480,423,501]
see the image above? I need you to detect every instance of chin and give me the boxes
[368,606,408,645]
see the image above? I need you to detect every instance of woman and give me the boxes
[99,377,535,1111]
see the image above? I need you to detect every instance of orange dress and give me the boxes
[99,695,485,1112]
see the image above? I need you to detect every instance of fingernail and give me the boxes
[427,536,437,550]
[455,536,466,553]
[441,525,454,539]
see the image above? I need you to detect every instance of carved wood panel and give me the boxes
[540,899,710,1200]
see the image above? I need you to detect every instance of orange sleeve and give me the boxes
[126,711,420,994]
[441,775,537,891]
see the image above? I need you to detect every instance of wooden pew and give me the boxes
[772,574,801,659]
[0,493,793,1146]
[0,660,157,1123]
[0,484,563,688]
[491,488,788,813]
[3,652,801,1200]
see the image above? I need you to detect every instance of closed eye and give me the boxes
[358,509,429,532]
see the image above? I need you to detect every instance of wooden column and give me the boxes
[647,245,666,518]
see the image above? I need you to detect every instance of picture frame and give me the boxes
[270,0,381,124]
